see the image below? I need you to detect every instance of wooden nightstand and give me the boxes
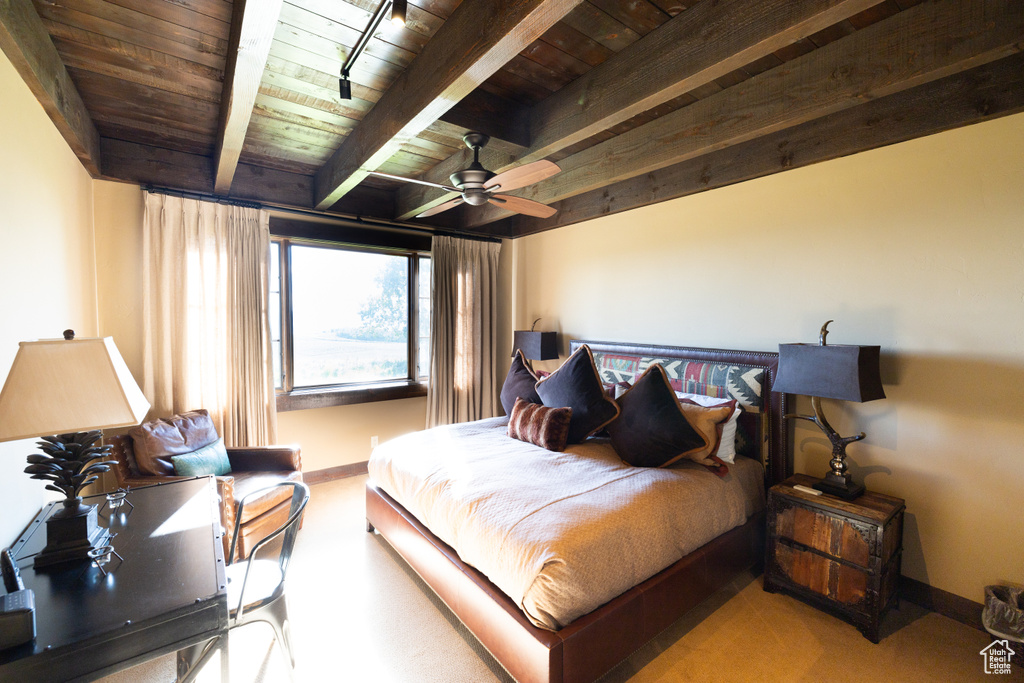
[763,474,905,643]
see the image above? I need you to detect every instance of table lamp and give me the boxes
[512,318,558,361]
[773,321,885,500]
[0,331,150,567]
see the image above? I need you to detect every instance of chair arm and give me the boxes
[227,446,301,472]
[216,475,236,560]
[107,435,137,489]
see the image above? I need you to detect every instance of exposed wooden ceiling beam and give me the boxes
[312,0,584,210]
[463,0,1024,228]
[525,0,885,165]
[436,89,530,148]
[213,0,285,194]
[100,138,463,231]
[0,0,101,174]
[488,53,1024,237]
[394,0,887,220]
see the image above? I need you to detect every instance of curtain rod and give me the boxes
[142,186,502,244]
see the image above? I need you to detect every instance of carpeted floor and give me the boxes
[102,475,1021,682]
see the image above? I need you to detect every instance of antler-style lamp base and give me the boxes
[774,321,886,502]
[814,474,866,500]
[805,395,866,499]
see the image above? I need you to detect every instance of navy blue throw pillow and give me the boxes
[500,350,542,416]
[535,345,619,444]
[607,364,708,468]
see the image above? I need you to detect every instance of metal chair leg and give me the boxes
[267,596,296,670]
[176,634,227,683]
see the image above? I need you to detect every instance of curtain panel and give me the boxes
[426,236,501,427]
[141,192,277,446]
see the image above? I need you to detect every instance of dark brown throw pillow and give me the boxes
[500,350,542,415]
[507,398,572,452]
[535,345,620,444]
[129,409,220,476]
[607,365,709,468]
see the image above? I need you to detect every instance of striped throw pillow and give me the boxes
[508,397,572,452]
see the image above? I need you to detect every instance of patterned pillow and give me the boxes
[607,365,708,468]
[536,345,620,444]
[604,381,632,399]
[507,398,572,452]
[170,438,232,476]
[500,350,542,416]
[676,392,741,463]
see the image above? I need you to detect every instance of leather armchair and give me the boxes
[108,417,302,562]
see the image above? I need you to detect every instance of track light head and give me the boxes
[391,0,407,26]
[339,73,352,100]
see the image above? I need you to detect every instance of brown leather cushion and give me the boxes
[232,470,303,525]
[129,409,220,477]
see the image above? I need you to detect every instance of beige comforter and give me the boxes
[368,417,764,631]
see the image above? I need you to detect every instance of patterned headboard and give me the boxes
[570,339,790,486]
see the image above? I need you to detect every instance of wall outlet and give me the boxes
[370,436,378,449]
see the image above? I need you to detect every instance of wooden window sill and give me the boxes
[276,381,427,412]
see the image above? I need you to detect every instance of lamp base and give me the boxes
[34,504,110,569]
[813,472,865,500]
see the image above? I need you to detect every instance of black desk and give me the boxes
[0,478,228,682]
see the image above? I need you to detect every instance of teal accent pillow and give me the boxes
[171,438,232,477]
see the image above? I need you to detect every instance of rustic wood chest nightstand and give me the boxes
[763,474,905,643]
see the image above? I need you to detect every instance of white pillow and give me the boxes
[675,391,741,464]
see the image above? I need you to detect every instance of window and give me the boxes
[270,238,430,411]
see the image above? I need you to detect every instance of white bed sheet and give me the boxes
[368,416,764,630]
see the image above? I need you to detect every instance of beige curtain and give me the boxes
[426,236,501,427]
[141,192,277,446]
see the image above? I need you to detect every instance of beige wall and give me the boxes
[509,112,1024,604]
[276,398,426,471]
[0,52,99,546]
[93,180,145,378]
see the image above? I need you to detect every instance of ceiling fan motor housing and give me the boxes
[451,131,497,204]
[450,166,496,204]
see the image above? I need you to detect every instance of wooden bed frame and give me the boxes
[365,340,790,683]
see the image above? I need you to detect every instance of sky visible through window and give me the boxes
[290,245,409,387]
[291,246,391,336]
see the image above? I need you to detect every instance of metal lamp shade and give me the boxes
[0,337,151,442]
[773,343,885,402]
[512,331,558,361]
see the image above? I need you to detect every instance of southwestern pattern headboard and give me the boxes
[571,339,791,485]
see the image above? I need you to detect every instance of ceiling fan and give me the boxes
[367,132,561,219]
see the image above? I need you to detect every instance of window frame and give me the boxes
[272,236,430,412]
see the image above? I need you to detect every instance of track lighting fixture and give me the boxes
[339,70,352,100]
[392,0,407,27]
[339,1,403,101]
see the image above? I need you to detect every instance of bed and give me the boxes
[365,340,789,683]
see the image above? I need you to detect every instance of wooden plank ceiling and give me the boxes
[3,0,1023,238]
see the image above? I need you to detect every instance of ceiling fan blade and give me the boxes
[367,170,460,193]
[416,196,464,218]
[488,194,557,219]
[483,160,560,193]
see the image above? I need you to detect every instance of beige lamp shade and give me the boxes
[0,337,151,442]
